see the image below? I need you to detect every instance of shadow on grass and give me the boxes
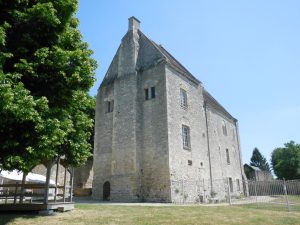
[0,211,41,225]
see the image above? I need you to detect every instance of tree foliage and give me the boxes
[0,0,96,173]
[271,141,300,180]
[250,147,271,172]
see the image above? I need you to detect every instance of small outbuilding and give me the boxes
[244,164,273,181]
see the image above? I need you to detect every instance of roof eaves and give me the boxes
[203,89,237,122]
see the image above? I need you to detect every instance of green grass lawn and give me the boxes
[1,204,300,225]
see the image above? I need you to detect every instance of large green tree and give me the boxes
[271,141,300,180]
[250,147,271,172]
[0,0,96,173]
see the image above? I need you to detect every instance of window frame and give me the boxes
[151,87,155,99]
[145,88,149,100]
[182,125,191,150]
[236,179,240,191]
[145,87,156,100]
[228,177,233,193]
[105,100,114,113]
[180,88,188,109]
[222,120,227,136]
[226,148,230,165]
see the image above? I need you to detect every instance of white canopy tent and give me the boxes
[0,170,55,185]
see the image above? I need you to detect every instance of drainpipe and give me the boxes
[204,101,213,191]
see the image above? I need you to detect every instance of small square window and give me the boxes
[188,160,192,166]
[106,100,114,113]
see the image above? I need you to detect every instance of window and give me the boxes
[188,160,192,166]
[222,121,227,136]
[236,179,240,191]
[145,87,155,100]
[151,87,155,98]
[182,125,191,149]
[106,100,114,113]
[180,88,187,108]
[226,148,230,164]
[145,89,149,100]
[228,177,233,193]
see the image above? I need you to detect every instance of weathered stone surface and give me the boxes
[93,17,246,202]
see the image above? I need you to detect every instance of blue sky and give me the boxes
[77,0,300,165]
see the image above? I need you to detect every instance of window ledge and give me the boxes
[183,146,191,151]
[180,105,188,110]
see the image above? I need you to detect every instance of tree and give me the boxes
[271,141,300,180]
[250,147,271,172]
[0,0,96,173]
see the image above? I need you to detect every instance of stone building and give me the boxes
[244,164,273,181]
[93,17,246,202]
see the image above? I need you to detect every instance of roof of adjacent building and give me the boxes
[244,164,262,171]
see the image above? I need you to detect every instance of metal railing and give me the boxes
[170,178,300,211]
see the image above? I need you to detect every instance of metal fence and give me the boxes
[230,179,300,212]
[170,178,300,212]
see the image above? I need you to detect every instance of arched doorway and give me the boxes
[103,181,110,201]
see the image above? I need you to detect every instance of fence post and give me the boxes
[182,180,185,204]
[203,179,206,204]
[283,179,291,212]
[13,182,18,205]
[253,180,258,207]
[227,178,232,206]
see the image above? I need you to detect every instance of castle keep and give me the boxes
[93,17,246,202]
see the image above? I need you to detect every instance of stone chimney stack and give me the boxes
[128,16,140,31]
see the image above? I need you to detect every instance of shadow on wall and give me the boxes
[73,159,93,196]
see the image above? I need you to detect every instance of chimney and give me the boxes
[128,16,140,31]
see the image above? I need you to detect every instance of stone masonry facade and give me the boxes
[93,17,246,203]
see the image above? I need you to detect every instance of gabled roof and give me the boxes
[138,31,201,85]
[244,164,262,171]
[203,89,237,122]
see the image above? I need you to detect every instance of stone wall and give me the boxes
[165,65,211,203]
[137,64,171,202]
[74,159,93,188]
[32,164,70,186]
[93,17,246,203]
[205,106,244,199]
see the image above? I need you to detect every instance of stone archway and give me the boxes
[103,181,110,201]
